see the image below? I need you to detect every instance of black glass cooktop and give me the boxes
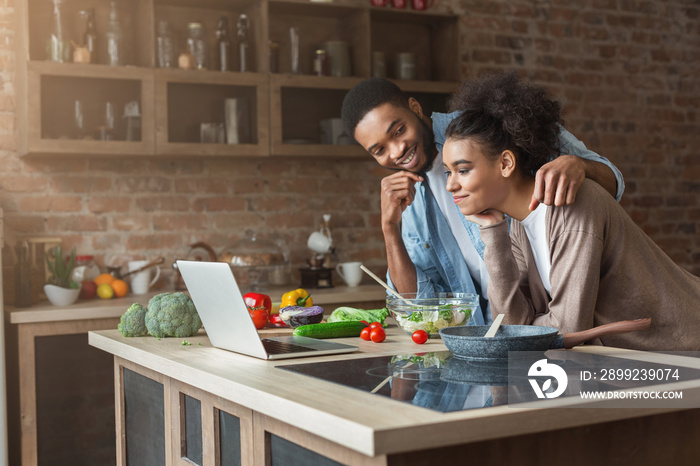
[278,350,700,413]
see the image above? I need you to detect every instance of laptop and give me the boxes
[176,260,359,360]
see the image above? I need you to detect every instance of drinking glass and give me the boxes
[74,100,84,139]
[290,27,300,74]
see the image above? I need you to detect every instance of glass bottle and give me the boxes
[289,26,300,74]
[215,16,232,72]
[104,101,115,140]
[105,1,124,66]
[14,243,33,307]
[314,49,328,76]
[268,40,279,73]
[186,22,208,70]
[237,14,251,72]
[74,99,85,139]
[47,0,69,62]
[156,20,176,68]
[81,8,98,62]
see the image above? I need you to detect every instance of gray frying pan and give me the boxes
[439,318,652,361]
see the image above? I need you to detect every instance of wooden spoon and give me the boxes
[119,257,165,279]
[359,264,415,306]
[484,313,505,338]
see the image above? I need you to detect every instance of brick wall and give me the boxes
[0,154,390,296]
[453,0,700,274]
[1,0,699,304]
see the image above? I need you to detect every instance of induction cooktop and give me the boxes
[278,350,700,413]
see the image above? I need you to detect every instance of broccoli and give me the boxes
[118,303,148,337]
[145,292,202,338]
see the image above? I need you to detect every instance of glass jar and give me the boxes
[187,22,208,70]
[72,255,101,282]
[157,20,176,68]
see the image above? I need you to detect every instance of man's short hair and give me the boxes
[341,78,409,140]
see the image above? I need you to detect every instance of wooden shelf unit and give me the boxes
[154,68,270,156]
[22,61,156,156]
[15,0,459,158]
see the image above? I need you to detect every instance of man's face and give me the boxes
[353,102,436,174]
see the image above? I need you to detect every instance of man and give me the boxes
[341,78,625,325]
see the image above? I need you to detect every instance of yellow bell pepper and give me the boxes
[281,288,313,307]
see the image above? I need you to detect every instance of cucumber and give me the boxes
[292,321,368,339]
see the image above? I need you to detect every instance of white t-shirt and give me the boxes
[425,159,490,302]
[520,203,552,294]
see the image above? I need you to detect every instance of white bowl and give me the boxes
[44,284,81,306]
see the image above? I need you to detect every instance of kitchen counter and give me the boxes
[6,284,387,325]
[6,284,386,466]
[89,326,700,465]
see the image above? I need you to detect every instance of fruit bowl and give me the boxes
[386,293,479,337]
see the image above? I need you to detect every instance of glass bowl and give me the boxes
[386,293,479,337]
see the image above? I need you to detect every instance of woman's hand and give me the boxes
[466,209,505,227]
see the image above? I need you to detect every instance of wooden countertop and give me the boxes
[7,284,387,325]
[88,326,700,457]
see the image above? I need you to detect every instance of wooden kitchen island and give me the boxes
[89,326,700,466]
[7,285,385,466]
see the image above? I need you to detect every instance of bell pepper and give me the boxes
[243,292,272,315]
[281,288,313,308]
[269,314,287,328]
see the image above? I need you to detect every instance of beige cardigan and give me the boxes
[480,179,700,351]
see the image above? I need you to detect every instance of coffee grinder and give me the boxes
[300,214,334,288]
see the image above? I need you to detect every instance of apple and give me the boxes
[79,280,97,299]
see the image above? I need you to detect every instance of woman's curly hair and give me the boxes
[445,71,562,176]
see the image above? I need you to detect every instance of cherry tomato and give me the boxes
[250,309,268,330]
[360,327,372,341]
[370,327,386,343]
[412,330,429,344]
[369,322,383,330]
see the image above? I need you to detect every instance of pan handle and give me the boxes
[561,318,652,349]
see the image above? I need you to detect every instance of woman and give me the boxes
[442,72,700,351]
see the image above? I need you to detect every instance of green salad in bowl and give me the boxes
[386,293,478,336]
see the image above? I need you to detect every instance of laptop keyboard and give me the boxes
[261,338,316,354]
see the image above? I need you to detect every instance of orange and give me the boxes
[96,283,114,299]
[111,279,129,298]
[94,273,116,286]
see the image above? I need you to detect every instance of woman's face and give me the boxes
[443,137,509,216]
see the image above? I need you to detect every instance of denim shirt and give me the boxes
[387,111,626,326]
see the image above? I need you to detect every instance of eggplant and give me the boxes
[279,305,325,327]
